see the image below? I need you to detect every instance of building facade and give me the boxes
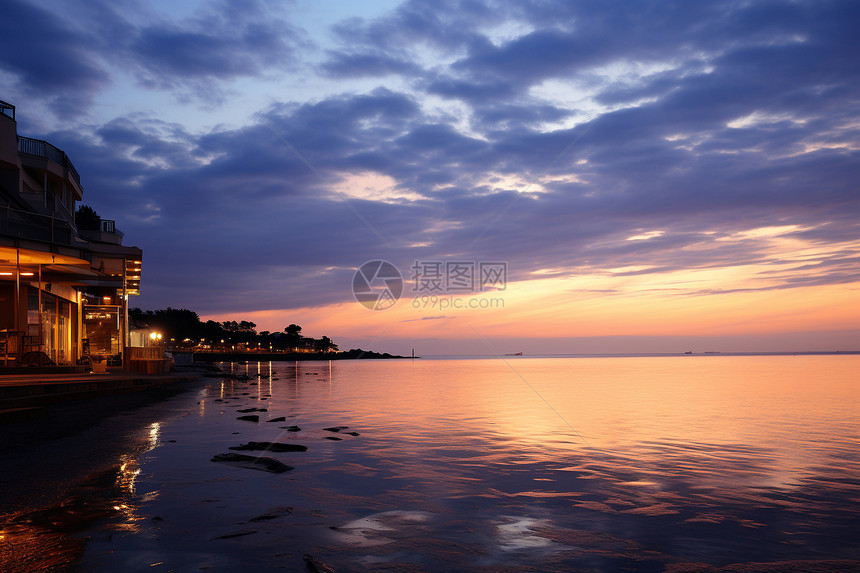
[0,99,142,368]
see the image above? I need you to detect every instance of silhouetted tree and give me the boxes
[314,336,338,352]
[75,204,101,230]
[284,324,303,350]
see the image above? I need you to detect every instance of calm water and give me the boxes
[10,356,860,571]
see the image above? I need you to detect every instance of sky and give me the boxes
[2,0,858,355]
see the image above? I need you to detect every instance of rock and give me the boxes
[211,453,293,473]
[237,408,267,413]
[249,507,292,522]
[151,515,164,521]
[324,437,342,441]
[343,432,360,436]
[266,417,286,423]
[304,554,335,573]
[211,529,258,540]
[229,441,308,453]
[236,415,259,422]
[323,426,348,433]
[280,425,301,432]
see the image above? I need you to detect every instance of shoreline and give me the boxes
[191,349,412,362]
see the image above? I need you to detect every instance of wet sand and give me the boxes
[0,378,206,572]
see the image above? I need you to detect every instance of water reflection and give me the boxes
[0,415,168,571]
[0,464,144,572]
[6,356,858,571]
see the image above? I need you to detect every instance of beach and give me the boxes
[1,355,859,571]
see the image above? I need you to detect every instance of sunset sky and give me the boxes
[3,0,858,354]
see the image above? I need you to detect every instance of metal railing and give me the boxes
[100,219,125,238]
[0,100,14,121]
[17,136,81,185]
[0,203,78,247]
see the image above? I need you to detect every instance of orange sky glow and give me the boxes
[204,228,860,355]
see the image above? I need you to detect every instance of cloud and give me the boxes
[8,0,857,319]
[0,0,110,117]
[1,0,307,116]
[126,0,303,99]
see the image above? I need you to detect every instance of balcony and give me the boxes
[17,135,81,185]
[0,100,13,121]
[0,205,75,246]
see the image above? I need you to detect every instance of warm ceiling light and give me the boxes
[0,272,13,276]
[20,272,34,276]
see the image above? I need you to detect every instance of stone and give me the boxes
[304,554,335,573]
[323,426,348,433]
[229,441,308,453]
[266,416,286,423]
[249,507,292,522]
[211,453,293,473]
[211,529,258,540]
[236,415,259,422]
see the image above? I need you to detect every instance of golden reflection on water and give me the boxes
[321,356,859,494]
[0,410,170,571]
[0,457,149,572]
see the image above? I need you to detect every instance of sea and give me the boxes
[3,355,859,572]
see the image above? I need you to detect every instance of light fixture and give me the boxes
[20,272,34,276]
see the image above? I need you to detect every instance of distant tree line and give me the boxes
[129,307,338,352]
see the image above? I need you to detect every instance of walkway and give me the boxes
[0,368,201,423]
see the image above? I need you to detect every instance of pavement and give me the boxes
[0,367,203,423]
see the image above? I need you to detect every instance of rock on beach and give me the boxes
[210,453,293,474]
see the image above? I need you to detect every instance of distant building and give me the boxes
[0,99,142,368]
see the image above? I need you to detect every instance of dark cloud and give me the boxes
[320,51,422,78]
[0,0,110,116]
[127,0,302,98]
[1,0,305,115]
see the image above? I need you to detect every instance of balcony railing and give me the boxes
[0,100,14,120]
[17,136,81,185]
[0,204,76,246]
[100,219,125,238]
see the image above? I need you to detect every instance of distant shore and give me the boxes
[190,349,411,362]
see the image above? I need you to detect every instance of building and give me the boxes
[0,99,142,368]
